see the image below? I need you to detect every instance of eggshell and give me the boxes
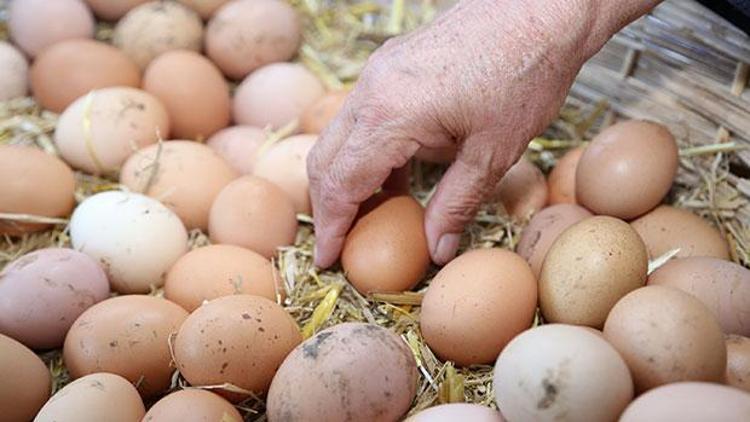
[492,159,548,219]
[63,295,188,397]
[0,145,76,236]
[143,389,242,422]
[8,0,94,58]
[493,324,633,422]
[547,146,585,205]
[54,87,170,175]
[726,334,750,392]
[421,248,537,366]
[69,191,188,293]
[143,50,230,140]
[173,295,302,399]
[341,196,430,294]
[205,0,301,79]
[0,248,109,350]
[301,91,348,134]
[630,205,730,260]
[406,404,505,422]
[120,141,238,230]
[0,41,29,101]
[206,125,266,174]
[84,0,151,20]
[267,323,418,422]
[35,372,145,422]
[539,216,648,328]
[516,204,592,278]
[114,1,204,69]
[620,382,750,422]
[208,176,298,258]
[0,334,51,422]
[177,0,230,19]
[603,285,727,393]
[233,63,325,130]
[254,134,316,214]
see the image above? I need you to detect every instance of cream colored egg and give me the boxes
[254,134,316,214]
[9,0,94,58]
[0,41,28,101]
[206,126,267,174]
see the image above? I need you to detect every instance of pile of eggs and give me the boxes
[1,0,750,421]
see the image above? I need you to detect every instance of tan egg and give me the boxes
[0,41,28,101]
[143,50,230,140]
[407,404,505,422]
[205,0,301,79]
[539,216,648,328]
[0,334,51,422]
[8,0,94,58]
[233,63,325,130]
[341,196,430,294]
[631,205,730,260]
[120,141,238,230]
[254,134,316,214]
[165,244,282,312]
[209,176,298,258]
[54,87,170,175]
[207,125,266,174]
[267,323,418,422]
[63,295,188,398]
[726,334,750,392]
[114,1,204,69]
[603,285,727,393]
[516,204,592,278]
[173,295,302,400]
[547,146,585,205]
[492,159,548,219]
[84,0,151,20]
[177,0,230,19]
[143,389,242,422]
[30,39,141,113]
[421,248,537,366]
[301,91,348,134]
[0,145,75,236]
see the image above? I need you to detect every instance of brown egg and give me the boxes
[603,285,727,393]
[63,295,189,398]
[143,50,231,140]
[0,41,29,101]
[165,244,282,312]
[177,0,230,19]
[207,125,267,174]
[173,295,302,400]
[9,0,94,58]
[209,176,298,258]
[301,91,348,134]
[0,334,51,422]
[492,159,548,219]
[233,63,325,130]
[267,323,418,422]
[84,0,151,20]
[576,120,679,219]
[631,205,730,260]
[421,248,537,366]
[0,145,75,236]
[205,0,301,79]
[341,196,430,294]
[143,389,242,422]
[726,334,750,392]
[548,145,585,205]
[516,204,592,278]
[254,134,316,214]
[120,141,238,230]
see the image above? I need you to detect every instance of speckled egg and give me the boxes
[143,389,242,422]
[548,146,585,205]
[207,125,267,174]
[254,134,316,214]
[9,0,94,58]
[0,41,29,101]
[492,159,548,219]
[0,334,51,422]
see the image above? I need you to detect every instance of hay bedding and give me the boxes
[0,0,749,419]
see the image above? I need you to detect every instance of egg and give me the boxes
[406,404,505,422]
[726,334,750,392]
[539,216,648,328]
[492,159,548,219]
[35,372,145,422]
[84,0,151,20]
[8,0,94,58]
[143,50,230,140]
[208,176,298,258]
[114,1,204,69]
[176,0,230,19]
[0,248,109,350]
[421,248,537,366]
[54,87,170,175]
[603,285,727,393]
[547,146,585,205]
[0,334,51,422]
[254,134,316,214]
[493,324,633,422]
[173,295,302,399]
[0,145,76,236]
[165,244,282,312]
[516,204,592,278]
[630,205,730,260]
[206,125,267,174]
[301,91,348,134]
[69,191,188,293]
[143,389,242,422]
[0,41,29,101]
[30,39,141,113]
[205,0,301,79]
[576,120,679,219]
[619,382,750,422]
[233,63,325,130]
[267,323,418,422]
[63,295,188,397]
[120,141,238,230]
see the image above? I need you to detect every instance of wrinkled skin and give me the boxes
[308,0,660,267]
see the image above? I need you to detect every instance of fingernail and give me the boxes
[434,233,460,265]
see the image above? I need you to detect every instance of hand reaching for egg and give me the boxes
[308,0,660,267]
